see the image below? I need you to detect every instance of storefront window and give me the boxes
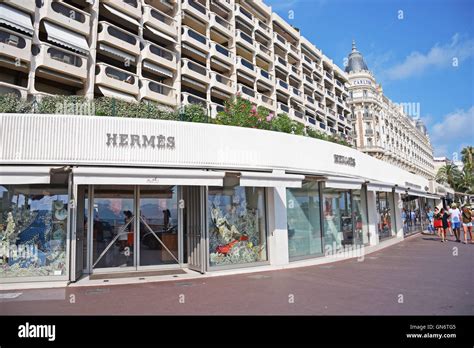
[208,182,267,267]
[402,195,422,235]
[0,185,68,278]
[286,181,323,260]
[322,188,354,251]
[353,189,369,245]
[376,192,395,240]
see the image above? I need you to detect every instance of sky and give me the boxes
[265,0,474,159]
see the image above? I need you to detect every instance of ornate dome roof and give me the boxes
[345,40,369,73]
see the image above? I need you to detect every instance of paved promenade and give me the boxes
[2,234,473,315]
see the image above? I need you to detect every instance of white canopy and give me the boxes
[324,176,364,190]
[0,166,52,184]
[239,171,304,188]
[99,43,136,63]
[145,25,176,43]
[0,4,34,35]
[103,4,139,26]
[73,167,225,186]
[44,21,89,54]
[367,182,394,193]
[142,61,173,77]
[98,86,137,103]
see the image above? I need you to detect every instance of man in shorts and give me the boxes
[448,203,462,242]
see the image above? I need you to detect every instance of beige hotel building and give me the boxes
[0,0,353,141]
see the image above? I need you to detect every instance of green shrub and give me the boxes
[0,94,32,113]
[271,113,304,135]
[179,103,209,123]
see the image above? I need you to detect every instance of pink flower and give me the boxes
[266,112,274,122]
[251,105,257,113]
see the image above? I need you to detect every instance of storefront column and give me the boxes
[393,192,404,238]
[366,190,379,246]
[267,187,289,266]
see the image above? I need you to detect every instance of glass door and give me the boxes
[138,186,179,267]
[91,186,135,270]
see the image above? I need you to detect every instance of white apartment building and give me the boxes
[345,41,435,180]
[0,0,353,140]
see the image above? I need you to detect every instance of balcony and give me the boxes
[102,0,141,19]
[325,90,334,100]
[365,129,374,136]
[0,28,31,64]
[363,112,373,120]
[257,93,275,110]
[143,5,177,38]
[182,0,209,24]
[337,96,344,105]
[212,0,232,12]
[291,87,303,101]
[36,43,87,80]
[307,117,316,126]
[256,42,272,60]
[236,56,256,78]
[181,58,210,85]
[256,20,271,39]
[273,32,287,50]
[210,102,225,118]
[181,26,209,54]
[324,71,333,80]
[238,83,257,104]
[210,13,232,37]
[277,102,290,114]
[302,55,314,70]
[42,1,91,36]
[210,42,233,66]
[142,41,176,71]
[303,74,314,88]
[326,107,336,118]
[236,30,255,53]
[4,0,35,14]
[289,43,300,57]
[292,109,304,120]
[256,67,272,85]
[0,81,28,99]
[276,78,289,94]
[329,127,337,134]
[235,4,254,26]
[210,71,234,92]
[338,114,345,122]
[335,79,344,90]
[289,66,301,81]
[319,122,326,130]
[95,63,139,96]
[275,55,288,71]
[305,95,316,110]
[181,92,208,108]
[140,79,176,106]
[98,21,140,56]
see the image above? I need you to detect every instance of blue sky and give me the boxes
[265,0,474,158]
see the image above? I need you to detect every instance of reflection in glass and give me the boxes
[0,185,68,278]
[208,182,267,267]
[92,186,134,269]
[402,195,422,235]
[376,192,395,239]
[286,181,323,259]
[139,186,178,266]
[352,189,369,245]
[322,188,353,250]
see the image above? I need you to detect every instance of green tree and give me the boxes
[461,146,474,174]
[436,163,463,190]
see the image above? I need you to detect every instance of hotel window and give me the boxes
[0,185,69,279]
[208,179,267,267]
[363,90,368,97]
[286,181,323,260]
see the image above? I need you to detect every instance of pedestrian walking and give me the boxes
[441,208,449,242]
[448,203,462,242]
[433,207,444,240]
[426,206,434,234]
[461,204,473,244]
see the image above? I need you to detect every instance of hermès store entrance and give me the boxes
[70,167,224,281]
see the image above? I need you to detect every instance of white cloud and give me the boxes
[385,34,474,80]
[430,106,474,157]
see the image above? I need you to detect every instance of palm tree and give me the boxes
[459,166,474,193]
[461,146,474,174]
[436,163,462,190]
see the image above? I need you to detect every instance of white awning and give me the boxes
[99,43,136,63]
[102,4,139,26]
[324,176,364,190]
[239,171,304,188]
[367,182,394,193]
[409,190,437,199]
[145,25,176,43]
[0,4,33,35]
[98,86,137,103]
[142,61,173,77]
[183,43,207,58]
[73,167,225,186]
[0,166,52,184]
[394,187,408,194]
[44,21,89,54]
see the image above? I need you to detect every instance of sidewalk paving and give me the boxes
[1,234,473,315]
